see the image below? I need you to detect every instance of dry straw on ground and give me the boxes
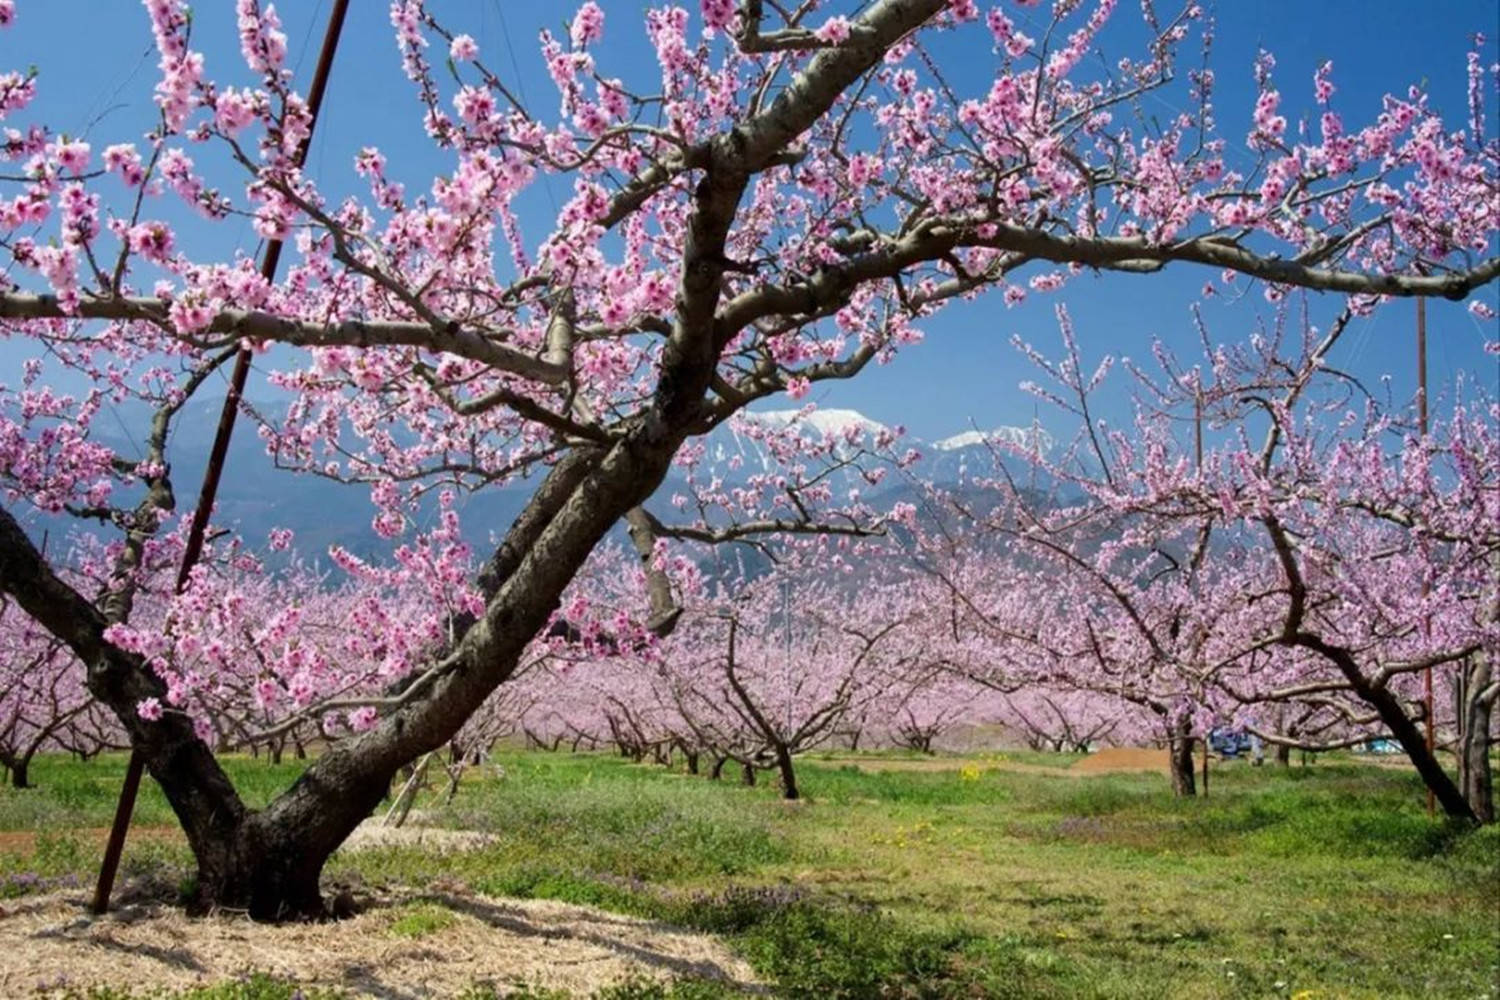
[1,884,759,997]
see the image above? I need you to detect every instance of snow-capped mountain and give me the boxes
[733,408,1051,462]
[707,408,896,479]
[41,400,1055,567]
[739,407,893,440]
[931,425,1054,454]
[697,406,1055,492]
[922,425,1055,486]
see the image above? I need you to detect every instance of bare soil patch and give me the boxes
[0,888,759,998]
[1068,747,1170,774]
[0,826,182,855]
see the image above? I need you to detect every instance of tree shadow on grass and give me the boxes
[430,892,767,991]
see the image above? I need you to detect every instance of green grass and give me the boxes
[387,900,459,938]
[0,753,306,831]
[3,751,1496,999]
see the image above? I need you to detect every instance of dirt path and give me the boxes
[1068,747,1171,774]
[0,889,757,997]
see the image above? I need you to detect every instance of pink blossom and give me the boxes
[815,16,851,45]
[701,0,735,33]
[103,143,145,185]
[449,33,478,61]
[570,3,604,48]
[52,140,89,174]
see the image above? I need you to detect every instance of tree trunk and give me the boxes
[1459,656,1495,823]
[774,744,799,801]
[1275,743,1291,767]
[0,80,828,913]
[741,762,757,786]
[709,756,727,780]
[1296,634,1476,821]
[684,750,699,775]
[1169,719,1197,797]
[8,757,29,790]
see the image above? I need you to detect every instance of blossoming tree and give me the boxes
[0,0,1495,917]
[919,300,1496,816]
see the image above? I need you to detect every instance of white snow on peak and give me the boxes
[741,408,891,439]
[931,425,1054,453]
[930,429,989,451]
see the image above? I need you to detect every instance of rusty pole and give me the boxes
[1195,391,1208,798]
[1417,297,1435,817]
[92,0,351,915]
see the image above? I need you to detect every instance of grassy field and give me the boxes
[0,750,1496,999]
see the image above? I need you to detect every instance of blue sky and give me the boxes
[3,0,1497,448]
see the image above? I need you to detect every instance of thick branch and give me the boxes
[0,294,568,385]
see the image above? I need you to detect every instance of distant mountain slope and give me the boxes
[27,400,1059,563]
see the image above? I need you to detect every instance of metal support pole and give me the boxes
[1195,391,1206,798]
[91,0,351,915]
[1193,391,1203,471]
[1418,297,1435,818]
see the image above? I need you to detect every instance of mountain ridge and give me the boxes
[30,400,1056,561]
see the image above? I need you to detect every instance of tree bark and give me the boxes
[1293,631,1476,821]
[1263,516,1478,821]
[741,762,757,786]
[1459,656,1495,823]
[774,744,799,800]
[1169,719,1197,797]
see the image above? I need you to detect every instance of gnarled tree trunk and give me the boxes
[0,0,1011,919]
[1168,718,1197,797]
[1458,656,1495,823]
[774,744,799,801]
[2,429,686,918]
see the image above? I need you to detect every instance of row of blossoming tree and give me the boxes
[0,0,1495,918]
[504,297,1496,822]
